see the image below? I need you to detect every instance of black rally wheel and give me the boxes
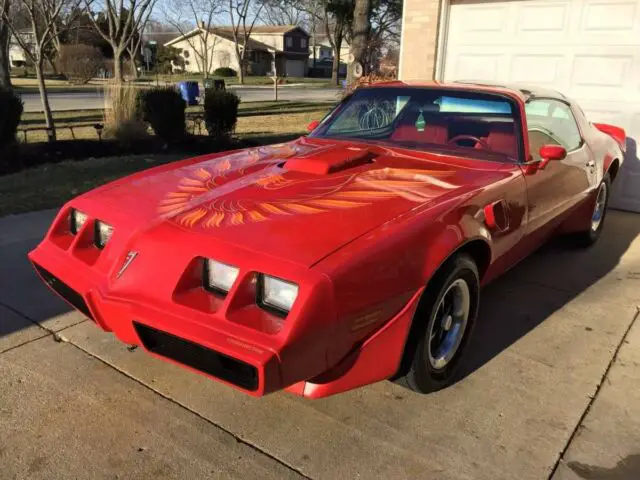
[394,253,480,394]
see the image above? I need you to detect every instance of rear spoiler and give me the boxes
[593,123,627,153]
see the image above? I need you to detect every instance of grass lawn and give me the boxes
[2,105,332,216]
[0,154,185,217]
[13,75,336,94]
[17,102,333,143]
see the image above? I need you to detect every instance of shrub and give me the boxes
[213,67,237,78]
[204,90,240,141]
[136,87,186,144]
[0,88,24,148]
[57,44,104,85]
[103,81,148,145]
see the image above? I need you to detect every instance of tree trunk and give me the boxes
[237,51,245,84]
[0,27,11,89]
[347,0,372,85]
[113,48,124,82]
[331,35,343,86]
[46,53,58,75]
[35,58,56,141]
[129,55,139,79]
[0,1,11,89]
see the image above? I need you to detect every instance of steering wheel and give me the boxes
[447,134,492,151]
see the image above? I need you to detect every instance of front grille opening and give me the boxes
[33,263,94,320]
[133,322,258,391]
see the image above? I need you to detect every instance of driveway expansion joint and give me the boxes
[63,338,312,480]
[547,307,640,479]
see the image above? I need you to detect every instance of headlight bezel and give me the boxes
[203,259,240,296]
[94,220,114,249]
[257,274,299,317]
[69,209,88,235]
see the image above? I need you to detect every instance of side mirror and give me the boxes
[538,144,566,169]
[306,120,320,133]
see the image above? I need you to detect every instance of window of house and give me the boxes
[301,38,307,48]
[286,37,293,48]
[525,99,582,157]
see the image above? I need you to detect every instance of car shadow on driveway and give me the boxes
[456,209,640,382]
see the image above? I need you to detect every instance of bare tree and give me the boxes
[258,0,308,28]
[0,0,12,88]
[347,0,370,84]
[1,0,85,139]
[323,0,352,86]
[84,0,156,82]
[227,0,263,85]
[125,5,151,78]
[162,0,222,78]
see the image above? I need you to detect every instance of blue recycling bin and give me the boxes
[178,81,200,106]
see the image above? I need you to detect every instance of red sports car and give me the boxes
[29,82,626,398]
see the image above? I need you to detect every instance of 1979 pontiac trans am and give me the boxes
[29,82,626,398]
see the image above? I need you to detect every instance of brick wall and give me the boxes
[399,0,443,81]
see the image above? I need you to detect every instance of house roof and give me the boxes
[164,27,274,52]
[223,25,303,35]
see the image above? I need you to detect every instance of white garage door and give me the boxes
[285,59,306,77]
[441,0,640,212]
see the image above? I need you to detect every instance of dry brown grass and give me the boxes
[103,81,148,142]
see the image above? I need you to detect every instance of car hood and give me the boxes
[81,137,510,267]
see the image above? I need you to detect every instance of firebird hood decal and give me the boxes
[158,160,458,229]
[85,138,508,266]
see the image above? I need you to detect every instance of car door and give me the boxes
[521,98,592,237]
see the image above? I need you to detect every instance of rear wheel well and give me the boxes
[608,159,620,182]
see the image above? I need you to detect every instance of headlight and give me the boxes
[204,259,239,294]
[259,275,299,314]
[95,221,114,248]
[70,209,88,234]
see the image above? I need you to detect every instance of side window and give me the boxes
[525,99,582,158]
[285,37,293,48]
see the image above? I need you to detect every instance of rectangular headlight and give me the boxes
[259,275,299,314]
[70,209,88,234]
[204,259,239,294]
[95,221,114,248]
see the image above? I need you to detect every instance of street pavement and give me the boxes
[1,208,639,479]
[19,86,342,112]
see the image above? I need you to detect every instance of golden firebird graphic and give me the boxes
[158,147,458,229]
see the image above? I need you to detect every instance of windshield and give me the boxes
[310,87,521,161]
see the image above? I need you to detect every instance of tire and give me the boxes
[394,253,480,394]
[574,174,611,247]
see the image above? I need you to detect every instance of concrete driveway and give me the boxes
[1,209,639,479]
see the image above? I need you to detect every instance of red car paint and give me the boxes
[29,82,625,398]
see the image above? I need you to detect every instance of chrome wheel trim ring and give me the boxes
[591,182,608,232]
[427,278,471,370]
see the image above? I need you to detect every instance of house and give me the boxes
[307,34,349,77]
[8,29,35,67]
[398,0,640,213]
[165,25,309,77]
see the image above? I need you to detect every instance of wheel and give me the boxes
[574,174,610,247]
[394,254,480,393]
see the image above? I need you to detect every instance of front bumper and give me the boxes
[29,207,423,398]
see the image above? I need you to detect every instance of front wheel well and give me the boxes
[456,239,492,282]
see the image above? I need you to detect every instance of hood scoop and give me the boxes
[284,145,376,175]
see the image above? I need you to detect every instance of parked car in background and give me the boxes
[29,82,625,398]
